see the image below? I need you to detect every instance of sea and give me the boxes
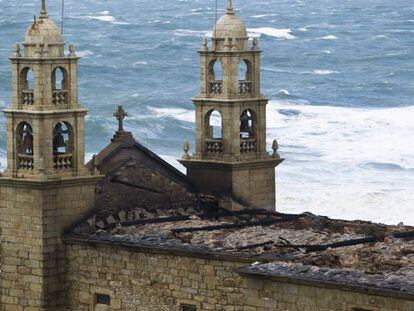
[0,0,413,225]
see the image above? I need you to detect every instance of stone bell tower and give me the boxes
[0,1,101,309]
[180,0,283,210]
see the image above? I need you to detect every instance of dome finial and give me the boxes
[227,0,234,14]
[40,0,47,18]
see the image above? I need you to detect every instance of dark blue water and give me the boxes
[0,0,413,224]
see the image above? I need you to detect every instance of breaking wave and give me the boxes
[312,70,339,75]
[247,28,296,40]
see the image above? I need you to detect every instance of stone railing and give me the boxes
[18,153,34,170]
[240,138,257,153]
[52,90,68,106]
[209,81,223,95]
[206,139,223,153]
[21,90,34,105]
[54,153,73,169]
[238,81,252,94]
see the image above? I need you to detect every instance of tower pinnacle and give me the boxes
[227,0,234,14]
[40,0,47,18]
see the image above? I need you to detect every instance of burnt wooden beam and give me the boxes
[393,231,414,239]
[105,215,191,230]
[172,215,302,234]
[305,236,378,252]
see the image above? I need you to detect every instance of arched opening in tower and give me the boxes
[53,122,73,154]
[17,122,34,155]
[240,109,256,139]
[238,59,248,81]
[16,122,34,170]
[208,59,223,94]
[204,110,224,154]
[206,110,223,139]
[20,67,35,105]
[52,67,69,105]
[238,59,252,94]
[53,121,74,169]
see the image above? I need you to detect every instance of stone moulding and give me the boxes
[0,175,103,189]
[179,157,284,169]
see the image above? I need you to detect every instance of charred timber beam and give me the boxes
[172,215,302,234]
[105,215,191,230]
[305,236,378,252]
[393,231,414,239]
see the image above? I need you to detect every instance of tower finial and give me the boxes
[40,0,47,18]
[227,0,234,14]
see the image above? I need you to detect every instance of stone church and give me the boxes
[1,1,413,310]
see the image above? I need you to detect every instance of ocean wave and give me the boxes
[148,107,195,123]
[86,15,116,22]
[319,35,338,40]
[132,61,148,66]
[173,29,207,37]
[312,70,339,75]
[275,89,290,96]
[77,50,94,58]
[251,14,278,18]
[82,14,130,25]
[373,35,388,39]
[361,162,404,171]
[247,28,296,40]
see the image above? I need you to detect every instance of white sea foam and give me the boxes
[148,107,195,123]
[86,15,116,22]
[247,28,296,40]
[174,29,207,37]
[83,14,129,25]
[276,89,290,96]
[151,102,414,225]
[312,70,339,75]
[266,101,414,224]
[320,35,338,40]
[77,50,94,58]
[251,14,278,18]
[133,61,148,66]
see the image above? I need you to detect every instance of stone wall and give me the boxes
[0,176,100,311]
[65,241,414,311]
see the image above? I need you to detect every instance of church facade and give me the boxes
[1,1,414,311]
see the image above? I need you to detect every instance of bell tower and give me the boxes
[0,1,101,309]
[181,0,283,210]
[5,0,85,178]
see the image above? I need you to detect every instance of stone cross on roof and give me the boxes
[113,106,128,132]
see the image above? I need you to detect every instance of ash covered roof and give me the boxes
[66,169,414,296]
[67,126,414,297]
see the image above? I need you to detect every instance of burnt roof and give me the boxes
[70,129,414,297]
[66,188,414,296]
[87,130,192,190]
